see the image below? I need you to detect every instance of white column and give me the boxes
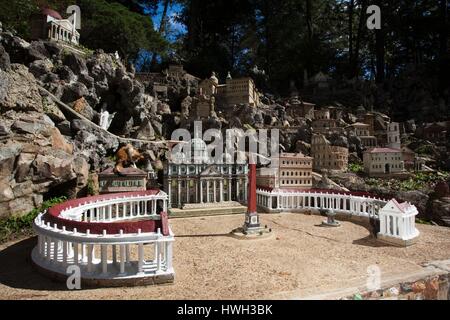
[101,245,108,275]
[213,180,217,202]
[62,241,67,266]
[156,241,161,273]
[187,182,190,204]
[177,181,181,207]
[138,243,144,274]
[87,244,93,273]
[126,245,131,265]
[165,241,173,270]
[53,240,58,263]
[393,217,398,236]
[168,180,172,208]
[46,237,51,261]
[73,243,79,265]
[112,245,117,265]
[81,244,86,263]
[220,181,224,202]
[119,245,126,275]
[207,181,210,202]
[200,180,204,203]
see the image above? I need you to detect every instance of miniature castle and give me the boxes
[199,72,260,108]
[257,153,313,190]
[311,134,349,172]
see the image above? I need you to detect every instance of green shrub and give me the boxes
[349,163,364,174]
[0,196,66,243]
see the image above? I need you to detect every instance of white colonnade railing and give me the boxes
[256,188,387,219]
[32,191,175,284]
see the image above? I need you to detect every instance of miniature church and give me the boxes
[163,139,249,209]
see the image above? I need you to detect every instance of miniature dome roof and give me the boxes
[41,8,63,20]
[190,138,208,163]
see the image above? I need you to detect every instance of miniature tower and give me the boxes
[387,122,401,149]
[244,162,261,232]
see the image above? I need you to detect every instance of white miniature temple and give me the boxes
[255,188,420,247]
[31,8,80,45]
[377,199,420,246]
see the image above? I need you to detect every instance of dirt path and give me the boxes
[0,214,449,300]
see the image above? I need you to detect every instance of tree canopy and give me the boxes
[0,0,448,99]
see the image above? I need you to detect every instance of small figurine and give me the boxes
[114,144,145,175]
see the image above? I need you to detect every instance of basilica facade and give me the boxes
[163,139,248,209]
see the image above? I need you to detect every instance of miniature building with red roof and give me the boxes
[30,7,80,45]
[363,147,405,177]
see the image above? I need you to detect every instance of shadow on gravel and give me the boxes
[0,237,67,291]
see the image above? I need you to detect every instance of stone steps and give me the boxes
[169,206,247,218]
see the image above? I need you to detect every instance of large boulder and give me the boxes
[28,58,54,79]
[63,52,87,76]
[71,97,96,121]
[135,118,156,140]
[55,65,76,82]
[0,64,44,112]
[32,150,76,183]
[0,143,22,178]
[395,190,429,216]
[0,44,11,71]
[431,198,450,226]
[42,97,66,123]
[61,82,90,103]
[1,35,49,65]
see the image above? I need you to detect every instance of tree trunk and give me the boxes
[348,0,354,77]
[305,0,313,76]
[352,0,368,78]
[439,0,449,92]
[374,0,385,82]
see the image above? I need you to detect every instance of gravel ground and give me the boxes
[0,213,449,300]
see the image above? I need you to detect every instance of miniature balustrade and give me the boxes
[32,191,174,284]
[256,189,387,219]
[59,194,168,223]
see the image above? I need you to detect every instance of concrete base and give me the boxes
[31,249,174,288]
[321,220,341,228]
[377,233,419,247]
[230,226,273,241]
[169,205,247,218]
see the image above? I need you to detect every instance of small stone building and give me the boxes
[257,153,313,189]
[311,134,349,172]
[98,167,147,194]
[312,108,341,134]
[363,147,405,176]
[346,122,377,148]
[387,122,401,149]
[199,72,260,108]
[191,91,215,118]
[287,99,315,119]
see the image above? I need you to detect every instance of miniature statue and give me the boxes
[114,143,145,175]
[321,209,341,227]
